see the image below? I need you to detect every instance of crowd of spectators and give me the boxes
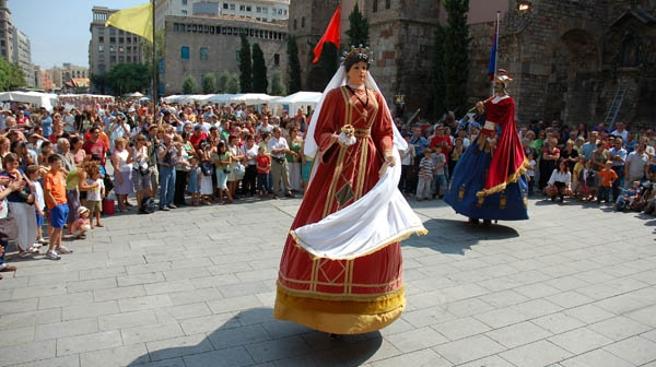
[0,99,654,278]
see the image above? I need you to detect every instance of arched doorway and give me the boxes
[544,29,601,126]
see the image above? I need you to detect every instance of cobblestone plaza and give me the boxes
[0,199,654,367]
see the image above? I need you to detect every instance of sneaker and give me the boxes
[29,245,40,254]
[57,246,73,255]
[46,251,61,260]
[159,206,170,212]
[167,204,177,209]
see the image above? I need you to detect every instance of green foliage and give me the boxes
[431,25,447,118]
[346,3,369,47]
[306,42,338,91]
[182,75,197,94]
[251,43,268,93]
[443,0,470,114]
[217,71,230,93]
[0,57,25,91]
[270,71,285,96]
[225,73,240,93]
[239,35,252,92]
[106,63,150,96]
[286,36,302,93]
[202,73,217,94]
[90,73,108,94]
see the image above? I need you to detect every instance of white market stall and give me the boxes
[0,91,59,111]
[271,91,322,115]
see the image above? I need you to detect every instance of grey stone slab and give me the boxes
[56,330,123,356]
[93,284,146,302]
[80,343,150,367]
[147,333,214,361]
[548,327,614,354]
[560,349,634,367]
[144,279,194,295]
[179,312,241,335]
[118,294,173,312]
[371,349,452,367]
[603,336,656,365]
[588,316,652,341]
[432,334,506,365]
[117,272,165,287]
[564,304,616,324]
[62,300,119,321]
[7,355,80,367]
[37,291,93,310]
[486,321,552,348]
[121,322,185,345]
[98,309,159,331]
[456,355,515,367]
[0,340,56,367]
[0,297,38,314]
[432,317,492,341]
[500,340,572,367]
[532,313,587,334]
[244,335,313,363]
[0,326,35,347]
[35,318,98,340]
[66,277,117,294]
[386,326,448,353]
[167,287,223,306]
[207,323,271,349]
[183,347,254,367]
[626,304,656,328]
[206,294,264,314]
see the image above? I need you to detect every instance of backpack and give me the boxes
[139,197,157,214]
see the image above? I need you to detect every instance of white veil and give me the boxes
[292,67,427,260]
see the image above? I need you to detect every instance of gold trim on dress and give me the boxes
[476,158,530,199]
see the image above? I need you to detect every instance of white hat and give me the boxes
[78,206,90,214]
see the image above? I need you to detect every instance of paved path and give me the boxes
[0,198,655,367]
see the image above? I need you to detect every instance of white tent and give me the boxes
[209,94,238,104]
[0,91,58,111]
[229,93,277,105]
[127,92,144,97]
[271,91,322,114]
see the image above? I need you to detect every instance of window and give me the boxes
[301,16,305,28]
[246,6,251,11]
[256,6,261,13]
[230,4,235,10]
[98,45,104,52]
[200,47,208,61]
[274,53,280,66]
[240,5,245,11]
[263,7,268,14]
[119,47,124,52]
[386,0,391,9]
[223,3,228,9]
[98,36,104,43]
[181,46,190,59]
[110,45,115,52]
[110,37,116,43]
[293,19,297,30]
[373,0,378,12]
[181,10,187,15]
[182,0,187,5]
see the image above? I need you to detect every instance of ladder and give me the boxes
[605,85,626,129]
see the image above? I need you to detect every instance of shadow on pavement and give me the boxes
[127,307,383,366]
[403,218,520,255]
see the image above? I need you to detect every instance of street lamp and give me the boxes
[503,0,535,35]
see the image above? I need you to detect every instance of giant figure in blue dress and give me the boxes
[445,70,529,224]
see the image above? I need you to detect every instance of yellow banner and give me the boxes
[105,3,153,43]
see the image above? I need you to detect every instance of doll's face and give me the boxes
[347,62,368,86]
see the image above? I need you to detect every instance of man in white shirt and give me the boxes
[267,127,295,198]
[609,137,627,201]
[625,142,648,186]
[611,122,629,142]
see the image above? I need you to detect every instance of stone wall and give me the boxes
[163,15,287,94]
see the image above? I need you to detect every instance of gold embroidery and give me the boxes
[355,139,368,199]
[476,158,530,199]
[322,145,347,217]
[458,184,466,201]
[335,184,354,207]
[499,191,507,209]
[277,282,405,302]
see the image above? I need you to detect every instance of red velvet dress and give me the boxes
[274,86,405,334]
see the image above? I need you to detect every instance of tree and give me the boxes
[226,73,240,93]
[251,43,268,93]
[431,24,447,118]
[90,73,109,94]
[0,57,25,91]
[306,42,338,91]
[270,71,285,96]
[443,0,470,114]
[217,71,230,93]
[346,3,369,47]
[182,75,197,94]
[202,73,216,94]
[287,36,302,93]
[238,34,252,92]
[106,63,150,96]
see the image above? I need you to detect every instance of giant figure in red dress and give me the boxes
[274,48,426,334]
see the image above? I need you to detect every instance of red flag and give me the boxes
[312,5,341,64]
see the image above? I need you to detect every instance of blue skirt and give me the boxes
[444,142,529,221]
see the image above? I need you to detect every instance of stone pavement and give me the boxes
[0,198,655,367]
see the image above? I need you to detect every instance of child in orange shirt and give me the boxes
[44,155,72,260]
[598,160,618,204]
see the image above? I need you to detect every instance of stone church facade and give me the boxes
[291,0,655,127]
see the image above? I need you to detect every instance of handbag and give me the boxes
[233,162,246,180]
[201,161,213,176]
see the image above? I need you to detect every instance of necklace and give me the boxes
[346,85,370,119]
